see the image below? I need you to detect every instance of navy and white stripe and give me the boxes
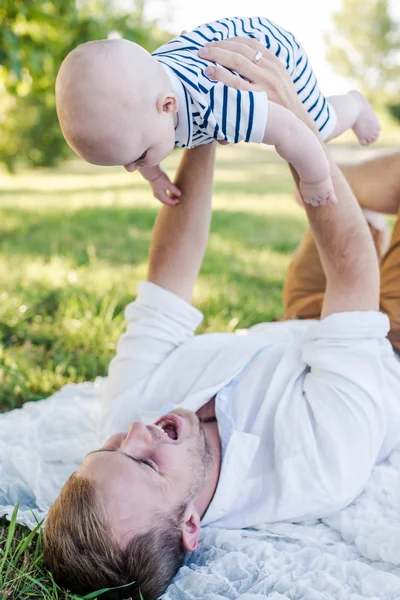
[152,17,336,148]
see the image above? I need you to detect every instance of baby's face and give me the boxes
[75,106,175,170]
[122,104,176,172]
[68,95,177,170]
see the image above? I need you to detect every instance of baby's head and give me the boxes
[56,39,178,170]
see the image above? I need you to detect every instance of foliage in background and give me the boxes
[326,0,400,115]
[388,102,400,124]
[0,0,171,171]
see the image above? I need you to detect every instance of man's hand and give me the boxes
[140,165,182,206]
[198,37,315,131]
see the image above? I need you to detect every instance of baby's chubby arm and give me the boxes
[263,102,337,207]
[139,165,182,207]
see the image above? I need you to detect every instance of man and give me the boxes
[43,39,400,600]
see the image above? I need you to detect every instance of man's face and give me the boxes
[77,408,213,548]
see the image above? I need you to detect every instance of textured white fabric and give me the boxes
[0,383,399,598]
[163,452,400,599]
[0,380,103,529]
[102,282,400,528]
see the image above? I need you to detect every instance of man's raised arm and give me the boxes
[148,143,217,304]
[291,146,380,318]
[200,38,380,318]
[101,144,217,432]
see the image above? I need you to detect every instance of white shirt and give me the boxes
[100,282,400,528]
[152,17,337,148]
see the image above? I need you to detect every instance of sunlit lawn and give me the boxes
[0,136,398,598]
[0,144,310,412]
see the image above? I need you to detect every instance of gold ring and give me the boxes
[252,50,263,64]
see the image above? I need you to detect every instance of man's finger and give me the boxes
[200,45,267,86]
[204,37,284,72]
[201,42,250,70]
[205,63,253,90]
[205,36,270,57]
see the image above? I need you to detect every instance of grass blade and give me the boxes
[14,519,44,564]
[80,580,136,599]
[0,504,19,574]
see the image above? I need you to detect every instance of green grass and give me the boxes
[0,507,132,599]
[0,145,308,412]
[0,135,399,598]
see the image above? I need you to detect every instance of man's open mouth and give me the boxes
[154,414,181,441]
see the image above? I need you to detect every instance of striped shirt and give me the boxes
[152,17,337,148]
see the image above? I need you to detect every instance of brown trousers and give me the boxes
[283,212,400,353]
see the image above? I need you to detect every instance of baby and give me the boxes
[56,17,381,207]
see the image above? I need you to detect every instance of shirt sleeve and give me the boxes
[276,311,393,520]
[205,82,268,144]
[100,281,203,436]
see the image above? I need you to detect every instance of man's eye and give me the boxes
[143,459,157,472]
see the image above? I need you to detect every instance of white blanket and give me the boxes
[1,381,399,599]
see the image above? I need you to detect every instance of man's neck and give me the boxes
[195,398,222,518]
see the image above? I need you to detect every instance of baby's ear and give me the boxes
[157,93,179,115]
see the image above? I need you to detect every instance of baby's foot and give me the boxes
[350,90,381,146]
[299,178,338,207]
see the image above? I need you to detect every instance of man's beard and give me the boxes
[186,423,214,501]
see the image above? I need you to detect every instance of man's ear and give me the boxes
[181,508,201,552]
[156,93,179,115]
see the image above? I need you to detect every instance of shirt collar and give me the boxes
[159,62,193,148]
[201,429,260,526]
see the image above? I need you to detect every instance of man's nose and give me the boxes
[122,422,153,449]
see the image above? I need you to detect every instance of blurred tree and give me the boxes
[326,0,400,105]
[0,0,172,171]
[388,103,400,123]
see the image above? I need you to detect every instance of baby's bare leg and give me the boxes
[327,92,381,146]
[263,101,336,206]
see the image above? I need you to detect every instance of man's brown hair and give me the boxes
[43,474,187,600]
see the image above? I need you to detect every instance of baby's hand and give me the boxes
[299,177,338,207]
[140,166,181,206]
[150,171,182,206]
